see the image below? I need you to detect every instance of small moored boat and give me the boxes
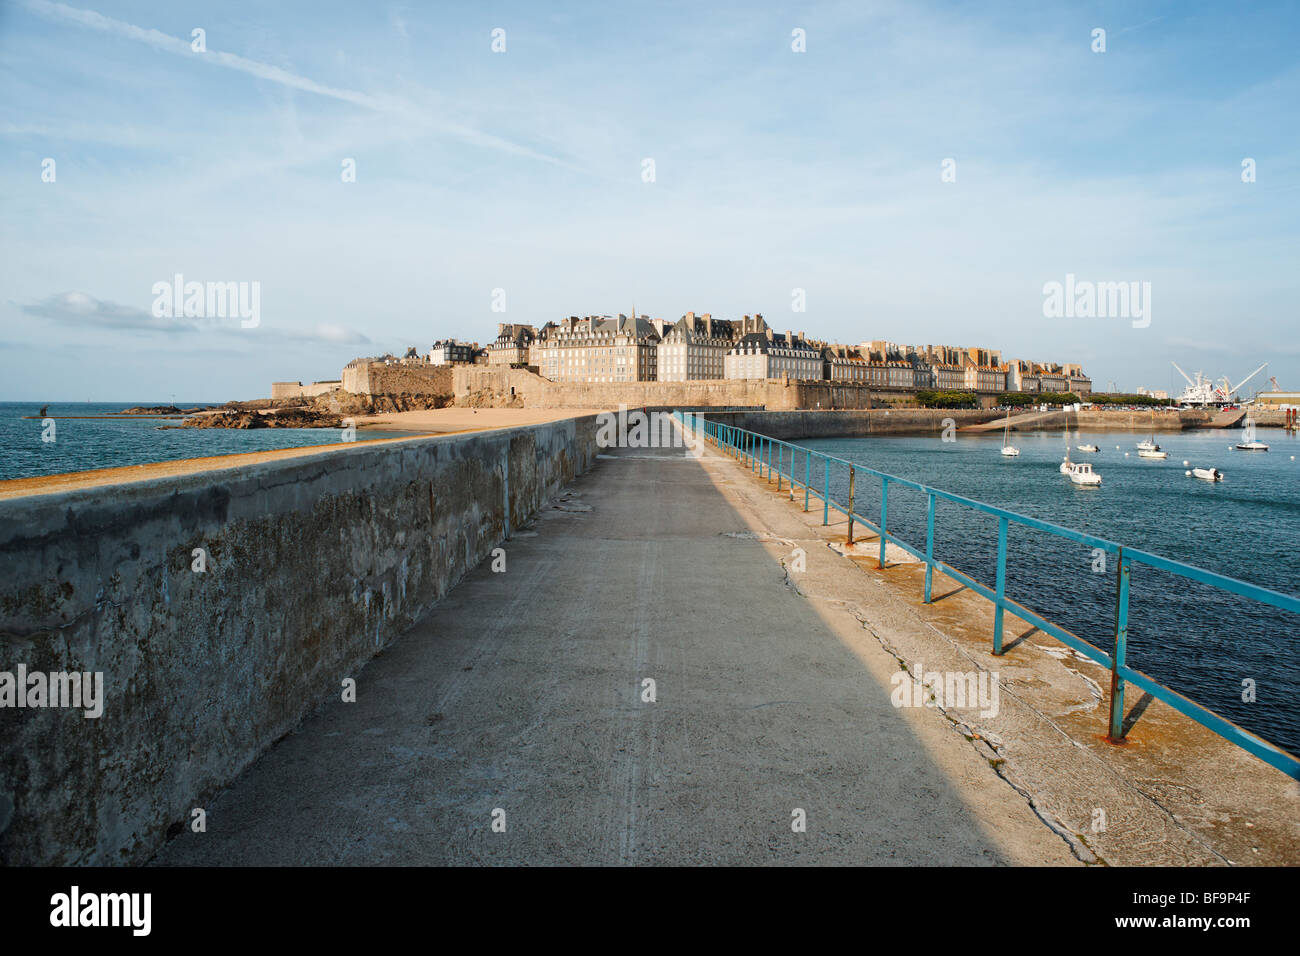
[1066,462,1102,486]
[1000,408,1019,457]
[1190,467,1224,482]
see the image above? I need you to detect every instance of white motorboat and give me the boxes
[1000,408,1019,457]
[1235,439,1269,451]
[1138,448,1169,459]
[1076,444,1100,453]
[1066,462,1101,486]
[1190,467,1224,481]
[1136,409,1165,453]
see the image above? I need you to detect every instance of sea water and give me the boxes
[801,428,1300,757]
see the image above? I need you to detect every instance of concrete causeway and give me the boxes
[151,433,1300,866]
[152,442,1078,865]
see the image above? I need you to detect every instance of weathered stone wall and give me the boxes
[704,407,1240,439]
[342,363,453,397]
[270,380,342,400]
[0,417,600,865]
[704,409,998,439]
[453,367,883,410]
[1072,409,1196,431]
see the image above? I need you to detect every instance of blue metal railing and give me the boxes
[677,412,1300,780]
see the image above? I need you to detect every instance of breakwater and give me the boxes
[703,408,993,439]
[705,407,1238,438]
[0,415,600,865]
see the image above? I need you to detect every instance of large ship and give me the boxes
[1172,362,1267,407]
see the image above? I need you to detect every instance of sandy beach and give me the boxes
[354,407,605,432]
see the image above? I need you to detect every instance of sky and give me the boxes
[1,0,1297,402]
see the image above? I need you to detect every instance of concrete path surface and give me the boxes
[153,444,1079,866]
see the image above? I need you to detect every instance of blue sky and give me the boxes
[1,0,1297,401]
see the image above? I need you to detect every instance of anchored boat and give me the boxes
[1065,462,1102,486]
[1076,443,1100,453]
[1000,408,1019,457]
[1137,410,1168,457]
[1190,467,1224,481]
[1235,439,1269,451]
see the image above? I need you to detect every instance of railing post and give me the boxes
[993,516,1008,655]
[776,445,783,491]
[1108,551,1131,742]
[846,465,856,546]
[879,477,889,568]
[823,456,830,526]
[924,492,935,603]
[803,450,810,511]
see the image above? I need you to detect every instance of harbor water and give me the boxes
[799,428,1300,758]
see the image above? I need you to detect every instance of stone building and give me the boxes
[533,314,661,383]
[962,360,1007,392]
[528,321,558,368]
[488,324,536,366]
[1063,363,1092,396]
[822,345,871,383]
[1005,359,1087,395]
[724,329,822,381]
[657,312,737,381]
[430,340,475,365]
[931,363,964,390]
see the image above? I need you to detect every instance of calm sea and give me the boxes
[0,402,414,481]
[801,428,1300,758]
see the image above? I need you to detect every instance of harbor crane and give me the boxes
[1171,361,1268,406]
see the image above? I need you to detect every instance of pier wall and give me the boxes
[0,416,600,865]
[703,409,997,439]
[704,407,1236,439]
[454,367,885,410]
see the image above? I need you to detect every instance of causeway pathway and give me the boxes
[153,443,1077,865]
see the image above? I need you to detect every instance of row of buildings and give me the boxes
[388,312,1091,395]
